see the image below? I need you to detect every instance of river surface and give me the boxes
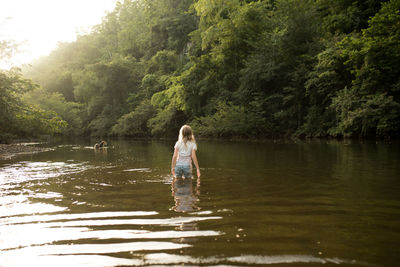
[0,139,399,266]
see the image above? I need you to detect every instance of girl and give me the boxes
[171,125,200,179]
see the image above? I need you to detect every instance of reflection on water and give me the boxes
[171,177,200,213]
[0,161,92,187]
[0,140,399,266]
[0,144,222,266]
[170,176,203,242]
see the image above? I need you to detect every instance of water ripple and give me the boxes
[1,225,221,250]
[2,241,191,256]
[139,253,376,266]
[0,211,158,225]
[1,210,223,255]
[0,201,67,218]
[0,161,93,186]
[2,254,142,267]
[0,252,377,267]
[7,215,222,228]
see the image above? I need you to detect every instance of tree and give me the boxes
[331,0,400,137]
[111,99,156,136]
[0,68,66,141]
[22,0,400,139]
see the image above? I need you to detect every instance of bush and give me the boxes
[191,101,267,138]
[111,99,156,136]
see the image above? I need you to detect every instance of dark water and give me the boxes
[1,139,399,266]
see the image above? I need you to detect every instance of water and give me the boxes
[1,139,399,266]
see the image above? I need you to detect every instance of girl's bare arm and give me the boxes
[191,149,201,178]
[171,148,178,177]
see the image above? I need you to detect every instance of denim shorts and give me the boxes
[175,165,192,178]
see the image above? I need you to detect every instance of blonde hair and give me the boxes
[178,125,196,145]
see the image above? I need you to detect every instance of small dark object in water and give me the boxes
[94,141,107,149]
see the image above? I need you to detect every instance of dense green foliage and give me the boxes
[0,42,66,142]
[12,0,399,138]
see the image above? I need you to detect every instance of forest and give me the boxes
[1,0,399,141]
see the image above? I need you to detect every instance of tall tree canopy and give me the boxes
[12,0,398,139]
[0,41,66,142]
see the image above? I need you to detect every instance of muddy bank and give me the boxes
[0,143,51,160]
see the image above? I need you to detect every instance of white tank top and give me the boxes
[174,140,197,166]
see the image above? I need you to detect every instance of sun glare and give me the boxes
[0,0,117,69]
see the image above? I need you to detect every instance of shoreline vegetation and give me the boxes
[1,0,399,141]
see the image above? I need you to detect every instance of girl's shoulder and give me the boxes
[187,140,197,150]
[174,140,184,148]
[174,140,197,150]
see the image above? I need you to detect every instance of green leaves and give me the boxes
[15,105,67,136]
[0,68,67,140]
[17,0,400,139]
[331,90,400,136]
[111,99,156,136]
[191,101,267,137]
[330,0,400,137]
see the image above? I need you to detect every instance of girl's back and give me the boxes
[175,140,197,166]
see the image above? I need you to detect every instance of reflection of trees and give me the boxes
[171,177,200,213]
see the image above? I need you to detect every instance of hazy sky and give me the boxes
[0,0,117,69]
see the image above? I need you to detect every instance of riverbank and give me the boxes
[0,143,51,160]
